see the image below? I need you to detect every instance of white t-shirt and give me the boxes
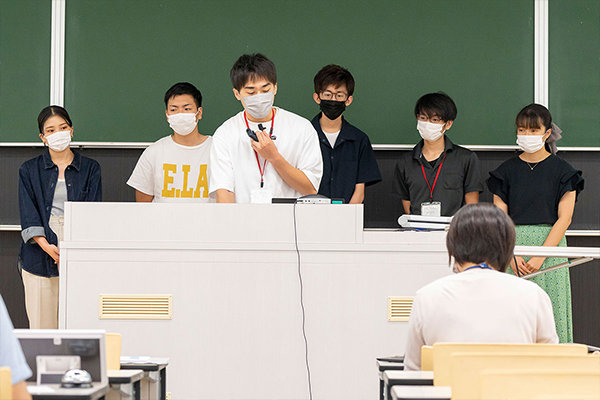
[403,268,558,371]
[324,130,340,148]
[127,135,212,202]
[209,108,323,203]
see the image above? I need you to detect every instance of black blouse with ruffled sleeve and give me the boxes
[486,154,584,225]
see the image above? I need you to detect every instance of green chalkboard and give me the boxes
[549,0,600,147]
[0,0,51,142]
[59,0,537,145]
[2,0,537,145]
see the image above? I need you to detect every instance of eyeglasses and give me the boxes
[320,90,348,101]
[417,114,444,124]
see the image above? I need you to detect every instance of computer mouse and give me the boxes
[61,369,93,388]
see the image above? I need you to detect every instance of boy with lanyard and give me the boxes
[393,92,482,216]
[310,64,381,203]
[209,53,322,203]
[127,82,212,202]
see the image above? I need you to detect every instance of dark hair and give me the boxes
[446,203,515,272]
[230,53,277,91]
[414,92,457,122]
[313,64,355,96]
[38,106,73,133]
[515,103,552,131]
[164,82,202,108]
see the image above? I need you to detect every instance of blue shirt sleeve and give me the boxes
[86,159,102,202]
[0,296,32,384]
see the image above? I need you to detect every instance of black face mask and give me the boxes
[319,100,346,120]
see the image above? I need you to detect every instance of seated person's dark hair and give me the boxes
[38,105,72,133]
[313,64,355,96]
[230,53,277,91]
[164,82,203,108]
[414,92,457,122]
[446,203,515,272]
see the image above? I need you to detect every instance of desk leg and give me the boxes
[134,380,141,400]
[160,368,166,400]
[147,371,160,400]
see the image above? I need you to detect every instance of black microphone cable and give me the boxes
[293,200,313,400]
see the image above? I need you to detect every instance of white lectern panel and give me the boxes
[64,202,363,244]
[60,203,450,400]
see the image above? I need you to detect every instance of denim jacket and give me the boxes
[18,149,102,277]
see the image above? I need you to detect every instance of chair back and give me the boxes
[421,346,433,371]
[450,352,600,399]
[0,367,12,400]
[432,342,587,386]
[106,332,122,370]
[479,369,600,400]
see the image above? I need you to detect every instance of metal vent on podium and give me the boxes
[387,296,414,322]
[99,294,172,320]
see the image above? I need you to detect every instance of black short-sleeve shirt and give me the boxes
[486,154,584,225]
[311,114,382,203]
[393,136,483,216]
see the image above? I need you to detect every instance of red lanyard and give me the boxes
[243,109,275,188]
[420,151,447,201]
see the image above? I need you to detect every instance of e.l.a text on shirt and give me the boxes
[127,135,212,202]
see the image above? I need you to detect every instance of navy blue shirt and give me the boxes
[18,150,102,277]
[311,114,381,203]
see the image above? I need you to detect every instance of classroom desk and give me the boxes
[377,359,405,400]
[390,385,451,400]
[108,369,144,400]
[27,382,109,400]
[383,371,434,400]
[120,358,168,400]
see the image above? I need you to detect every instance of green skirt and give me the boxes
[507,225,572,343]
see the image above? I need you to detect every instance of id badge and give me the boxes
[421,201,441,217]
[250,188,273,204]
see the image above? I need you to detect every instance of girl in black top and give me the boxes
[487,104,584,342]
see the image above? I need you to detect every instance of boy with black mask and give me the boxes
[311,64,381,203]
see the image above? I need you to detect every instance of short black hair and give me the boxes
[313,64,355,96]
[516,103,552,131]
[414,92,457,122]
[446,203,516,272]
[38,105,72,133]
[230,53,277,91]
[164,82,202,108]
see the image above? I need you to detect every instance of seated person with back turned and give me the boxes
[0,295,32,400]
[209,53,323,203]
[393,93,482,217]
[127,82,212,202]
[403,203,558,371]
[310,64,381,203]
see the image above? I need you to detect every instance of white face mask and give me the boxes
[516,134,545,153]
[167,111,198,136]
[243,91,274,119]
[45,130,72,151]
[417,120,444,141]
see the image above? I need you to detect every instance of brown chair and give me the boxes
[0,367,12,400]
